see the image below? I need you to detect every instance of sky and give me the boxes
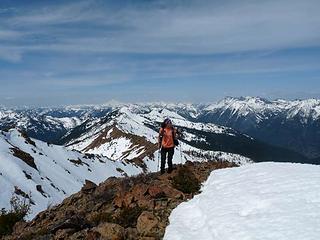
[0,0,319,107]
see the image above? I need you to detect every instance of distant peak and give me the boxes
[222,96,270,102]
[100,99,125,107]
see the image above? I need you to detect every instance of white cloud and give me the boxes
[10,1,99,25]
[0,0,319,105]
[1,0,319,59]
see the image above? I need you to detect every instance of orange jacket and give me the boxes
[159,127,176,148]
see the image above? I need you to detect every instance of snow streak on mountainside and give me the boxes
[165,162,320,240]
[0,129,143,219]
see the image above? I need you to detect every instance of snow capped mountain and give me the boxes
[286,98,320,122]
[60,104,312,165]
[203,96,281,123]
[203,96,320,123]
[1,98,317,164]
[63,105,251,166]
[165,162,320,240]
[199,97,320,159]
[1,97,319,169]
[0,108,85,145]
[0,129,143,219]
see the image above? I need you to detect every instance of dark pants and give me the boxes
[161,147,174,173]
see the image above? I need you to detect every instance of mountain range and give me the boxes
[198,97,320,159]
[1,96,319,160]
[1,96,319,218]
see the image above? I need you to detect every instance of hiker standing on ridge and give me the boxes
[158,118,179,174]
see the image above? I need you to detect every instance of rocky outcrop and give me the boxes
[82,180,98,193]
[137,211,159,237]
[82,125,158,171]
[10,147,38,170]
[3,161,237,240]
[93,222,125,240]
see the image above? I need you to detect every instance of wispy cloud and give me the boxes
[0,0,319,105]
[1,0,320,57]
[10,1,99,25]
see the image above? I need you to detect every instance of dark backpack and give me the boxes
[173,130,179,146]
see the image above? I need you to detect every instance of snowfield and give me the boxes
[164,162,320,240]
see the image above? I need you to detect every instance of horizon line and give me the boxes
[1,96,320,109]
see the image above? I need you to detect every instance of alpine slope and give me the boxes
[164,162,320,240]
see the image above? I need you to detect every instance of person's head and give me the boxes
[162,118,173,128]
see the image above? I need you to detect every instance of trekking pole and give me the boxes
[157,149,160,172]
[179,143,183,165]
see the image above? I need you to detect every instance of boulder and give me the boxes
[136,198,154,209]
[81,180,97,193]
[123,194,134,206]
[95,222,125,240]
[125,227,139,240]
[54,228,76,239]
[147,185,164,198]
[130,184,149,198]
[50,215,88,234]
[85,230,101,240]
[12,221,28,234]
[136,211,159,237]
[113,195,124,208]
[161,185,184,200]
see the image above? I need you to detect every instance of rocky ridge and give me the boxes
[3,161,236,240]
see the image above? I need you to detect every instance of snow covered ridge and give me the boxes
[0,129,143,219]
[1,96,320,138]
[165,162,320,240]
[2,96,320,121]
[203,96,320,121]
[198,97,320,160]
[64,105,251,165]
[63,104,317,165]
[64,96,320,121]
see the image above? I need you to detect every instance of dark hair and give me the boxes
[161,118,172,128]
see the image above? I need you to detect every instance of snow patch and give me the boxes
[165,162,320,240]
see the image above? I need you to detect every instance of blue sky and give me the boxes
[0,0,319,106]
